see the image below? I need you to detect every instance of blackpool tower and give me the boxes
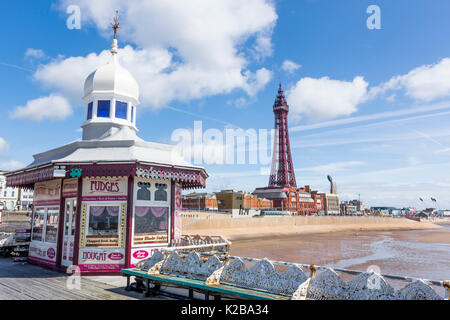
[268,83,297,188]
[253,83,298,211]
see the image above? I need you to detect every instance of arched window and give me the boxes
[97,100,110,118]
[87,102,93,120]
[131,106,135,123]
[115,101,127,119]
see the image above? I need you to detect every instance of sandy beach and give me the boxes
[226,227,450,296]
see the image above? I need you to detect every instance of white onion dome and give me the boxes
[81,35,141,141]
[83,39,139,104]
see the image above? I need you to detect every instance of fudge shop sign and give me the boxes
[82,177,128,201]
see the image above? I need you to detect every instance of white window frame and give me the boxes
[31,206,60,244]
[132,177,171,248]
[84,201,125,248]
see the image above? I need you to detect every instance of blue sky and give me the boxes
[2,0,450,209]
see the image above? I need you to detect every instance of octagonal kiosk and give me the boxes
[5,35,208,275]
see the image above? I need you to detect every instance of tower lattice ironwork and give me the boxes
[268,83,297,188]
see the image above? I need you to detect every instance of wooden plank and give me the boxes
[0,258,137,300]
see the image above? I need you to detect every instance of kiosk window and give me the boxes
[32,208,45,241]
[137,182,151,201]
[97,100,110,118]
[45,208,59,243]
[88,206,119,236]
[133,206,169,244]
[154,183,168,201]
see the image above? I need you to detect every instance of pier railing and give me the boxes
[134,248,449,300]
[167,234,231,254]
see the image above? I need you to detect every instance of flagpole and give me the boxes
[418,197,424,216]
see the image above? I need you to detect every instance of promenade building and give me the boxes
[0,171,18,210]
[324,175,340,215]
[311,190,326,215]
[0,170,33,210]
[214,190,272,217]
[18,188,34,210]
[325,194,340,215]
[348,199,364,213]
[182,193,218,211]
[340,202,358,215]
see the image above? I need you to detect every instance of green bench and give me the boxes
[121,268,289,300]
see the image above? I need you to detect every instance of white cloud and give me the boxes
[0,137,8,152]
[287,76,369,121]
[25,48,46,60]
[281,59,301,73]
[242,68,272,97]
[406,156,421,166]
[296,161,365,173]
[0,160,25,171]
[227,97,249,108]
[251,27,276,61]
[34,0,276,111]
[10,94,73,122]
[371,58,450,102]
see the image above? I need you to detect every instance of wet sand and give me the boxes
[229,229,450,296]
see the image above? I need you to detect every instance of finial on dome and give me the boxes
[110,10,120,55]
[112,10,120,40]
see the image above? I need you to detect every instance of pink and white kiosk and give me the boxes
[5,32,207,275]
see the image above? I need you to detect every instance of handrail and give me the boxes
[165,250,446,288]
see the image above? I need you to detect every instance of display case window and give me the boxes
[32,208,45,241]
[71,201,77,236]
[133,206,169,244]
[88,206,119,236]
[32,207,60,243]
[133,178,171,246]
[45,208,59,243]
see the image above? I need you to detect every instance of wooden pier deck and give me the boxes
[0,258,146,300]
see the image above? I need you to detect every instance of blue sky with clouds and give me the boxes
[2,0,450,209]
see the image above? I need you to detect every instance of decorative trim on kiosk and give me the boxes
[119,203,127,248]
[79,204,87,249]
[6,163,207,190]
[6,166,54,187]
[135,166,206,189]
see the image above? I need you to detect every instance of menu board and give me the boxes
[62,178,78,198]
[34,179,62,206]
